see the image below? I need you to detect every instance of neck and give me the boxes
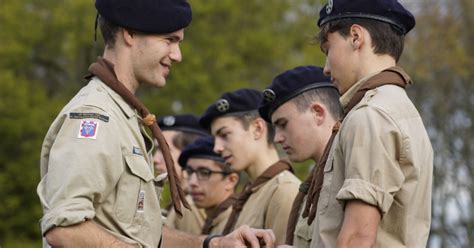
[312,120,337,163]
[204,192,233,216]
[357,54,397,82]
[102,47,138,94]
[245,146,280,182]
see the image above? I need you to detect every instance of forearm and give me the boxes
[45,220,137,248]
[162,226,204,247]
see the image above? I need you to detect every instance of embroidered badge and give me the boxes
[263,89,276,103]
[70,112,109,122]
[132,146,143,156]
[137,190,145,213]
[326,0,333,15]
[163,116,176,126]
[77,120,99,139]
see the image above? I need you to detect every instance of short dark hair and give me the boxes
[98,15,120,47]
[292,87,343,121]
[317,18,405,61]
[172,132,203,151]
[229,111,275,146]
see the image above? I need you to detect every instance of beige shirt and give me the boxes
[311,75,433,247]
[165,195,206,235]
[232,170,300,245]
[37,78,164,247]
[293,196,314,248]
[208,207,233,235]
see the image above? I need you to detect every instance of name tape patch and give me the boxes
[70,112,109,123]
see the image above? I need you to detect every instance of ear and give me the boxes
[349,24,365,50]
[121,28,135,46]
[225,173,240,191]
[310,102,326,126]
[251,118,267,141]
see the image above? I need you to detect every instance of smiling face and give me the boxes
[131,29,184,88]
[211,116,258,172]
[186,158,237,209]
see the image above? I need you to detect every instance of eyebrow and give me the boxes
[164,34,183,42]
[213,126,227,136]
[272,117,286,126]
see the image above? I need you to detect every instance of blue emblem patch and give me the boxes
[77,120,99,139]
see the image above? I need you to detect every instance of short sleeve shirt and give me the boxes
[311,74,433,247]
[231,170,300,245]
[37,78,164,247]
[293,196,314,248]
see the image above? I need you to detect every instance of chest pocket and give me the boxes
[115,155,154,224]
[294,215,313,243]
[319,147,336,212]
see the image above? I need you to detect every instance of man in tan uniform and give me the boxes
[258,66,342,248]
[306,0,433,247]
[37,0,276,247]
[178,136,239,235]
[199,88,301,245]
[155,114,207,235]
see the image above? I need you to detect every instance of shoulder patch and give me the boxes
[70,112,109,122]
[77,120,99,139]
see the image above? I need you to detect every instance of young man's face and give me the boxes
[322,31,359,95]
[186,158,236,209]
[211,116,257,172]
[271,100,328,162]
[153,130,182,177]
[131,29,184,88]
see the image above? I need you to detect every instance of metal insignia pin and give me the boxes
[263,89,276,103]
[163,116,175,126]
[326,0,333,15]
[216,99,230,113]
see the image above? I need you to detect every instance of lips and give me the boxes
[190,192,205,202]
[160,63,171,77]
[223,155,232,165]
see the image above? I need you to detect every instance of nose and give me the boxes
[169,44,182,63]
[323,59,331,77]
[188,170,199,186]
[273,130,285,144]
[213,138,224,155]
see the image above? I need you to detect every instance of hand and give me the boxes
[211,225,276,248]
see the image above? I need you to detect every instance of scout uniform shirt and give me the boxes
[232,170,300,245]
[293,196,314,248]
[165,194,206,235]
[37,77,164,247]
[311,72,433,247]
[206,207,233,235]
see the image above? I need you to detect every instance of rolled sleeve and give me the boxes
[337,106,405,216]
[38,106,122,235]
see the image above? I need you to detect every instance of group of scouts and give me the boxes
[37,0,433,247]
[156,65,340,247]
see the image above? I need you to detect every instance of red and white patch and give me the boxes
[77,120,99,139]
[137,190,145,213]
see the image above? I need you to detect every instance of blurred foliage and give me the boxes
[0,0,473,247]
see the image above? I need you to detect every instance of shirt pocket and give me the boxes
[114,155,154,224]
[319,156,335,212]
[294,215,313,243]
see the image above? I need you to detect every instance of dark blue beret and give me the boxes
[199,88,263,130]
[258,66,337,122]
[95,0,192,34]
[178,136,224,168]
[158,114,208,136]
[318,0,415,35]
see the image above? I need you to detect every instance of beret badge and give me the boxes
[263,89,277,103]
[163,116,176,126]
[326,0,334,14]
[216,99,230,113]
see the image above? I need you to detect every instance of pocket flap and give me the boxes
[125,155,154,182]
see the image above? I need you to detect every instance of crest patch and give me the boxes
[77,120,99,139]
[137,190,145,212]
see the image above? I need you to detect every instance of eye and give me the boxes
[197,168,212,177]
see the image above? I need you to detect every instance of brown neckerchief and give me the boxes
[284,166,315,245]
[297,66,411,233]
[222,159,294,234]
[201,196,236,235]
[88,57,190,216]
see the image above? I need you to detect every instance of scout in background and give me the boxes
[258,65,342,247]
[200,88,300,245]
[178,136,239,235]
[155,114,207,235]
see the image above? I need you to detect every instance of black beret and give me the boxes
[178,136,224,168]
[199,88,263,130]
[258,66,337,122]
[318,0,415,35]
[95,0,192,34]
[158,114,208,136]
